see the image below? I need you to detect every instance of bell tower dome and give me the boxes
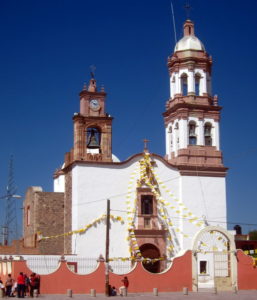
[64,74,113,166]
[163,20,226,174]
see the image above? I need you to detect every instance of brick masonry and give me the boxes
[22,186,65,254]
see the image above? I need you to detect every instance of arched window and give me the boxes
[181,74,188,96]
[204,123,212,146]
[195,74,201,96]
[189,121,197,145]
[86,127,101,149]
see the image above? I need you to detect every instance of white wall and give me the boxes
[54,175,65,192]
[71,156,180,257]
[70,156,227,260]
[180,176,227,250]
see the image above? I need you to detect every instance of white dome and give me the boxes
[174,35,205,52]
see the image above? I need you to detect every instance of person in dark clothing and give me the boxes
[5,274,14,297]
[17,272,25,298]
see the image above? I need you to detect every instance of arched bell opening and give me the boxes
[204,122,212,146]
[181,73,188,96]
[86,127,101,153]
[140,243,161,273]
[188,121,197,145]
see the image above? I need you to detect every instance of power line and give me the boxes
[110,209,257,228]
[75,174,181,207]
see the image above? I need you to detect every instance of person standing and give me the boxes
[17,272,25,298]
[24,274,30,297]
[5,274,14,297]
[119,276,129,295]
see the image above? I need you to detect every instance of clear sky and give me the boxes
[0,0,256,240]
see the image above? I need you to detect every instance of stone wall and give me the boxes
[23,186,65,254]
[0,240,40,255]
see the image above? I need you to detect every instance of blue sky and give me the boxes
[0,0,256,239]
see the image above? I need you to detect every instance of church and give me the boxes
[23,20,232,278]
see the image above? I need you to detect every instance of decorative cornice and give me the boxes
[73,114,113,122]
[58,151,227,179]
[133,229,167,237]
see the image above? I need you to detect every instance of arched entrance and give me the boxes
[140,244,160,273]
[192,226,237,291]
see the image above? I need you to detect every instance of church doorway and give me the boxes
[192,226,237,291]
[140,243,161,273]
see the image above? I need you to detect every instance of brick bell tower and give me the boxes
[163,20,226,174]
[65,74,113,166]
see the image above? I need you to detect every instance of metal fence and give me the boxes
[109,260,134,275]
[25,255,61,275]
[23,255,133,275]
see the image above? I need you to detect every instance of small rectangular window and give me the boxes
[141,195,153,215]
[200,261,207,274]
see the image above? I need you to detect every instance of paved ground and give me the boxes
[30,290,257,300]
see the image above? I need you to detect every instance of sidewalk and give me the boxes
[33,290,257,300]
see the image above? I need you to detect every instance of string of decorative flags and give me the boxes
[37,214,124,241]
[125,163,142,259]
[123,152,208,258]
[38,152,228,263]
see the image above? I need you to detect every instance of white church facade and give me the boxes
[23,20,236,284]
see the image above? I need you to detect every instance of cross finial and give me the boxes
[143,139,150,153]
[90,65,96,78]
[184,1,192,19]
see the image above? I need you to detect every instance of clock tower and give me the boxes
[64,74,113,166]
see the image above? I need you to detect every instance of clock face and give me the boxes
[90,99,100,110]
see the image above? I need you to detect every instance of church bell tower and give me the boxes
[65,74,113,166]
[163,20,226,174]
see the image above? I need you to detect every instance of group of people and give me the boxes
[109,276,129,296]
[0,272,40,298]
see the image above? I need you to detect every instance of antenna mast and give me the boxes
[1,155,20,245]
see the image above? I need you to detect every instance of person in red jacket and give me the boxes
[17,272,25,298]
[119,276,129,295]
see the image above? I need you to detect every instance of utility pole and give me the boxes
[105,199,110,297]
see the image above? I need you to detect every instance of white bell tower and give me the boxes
[164,20,225,174]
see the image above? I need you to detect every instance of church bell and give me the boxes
[87,129,100,149]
